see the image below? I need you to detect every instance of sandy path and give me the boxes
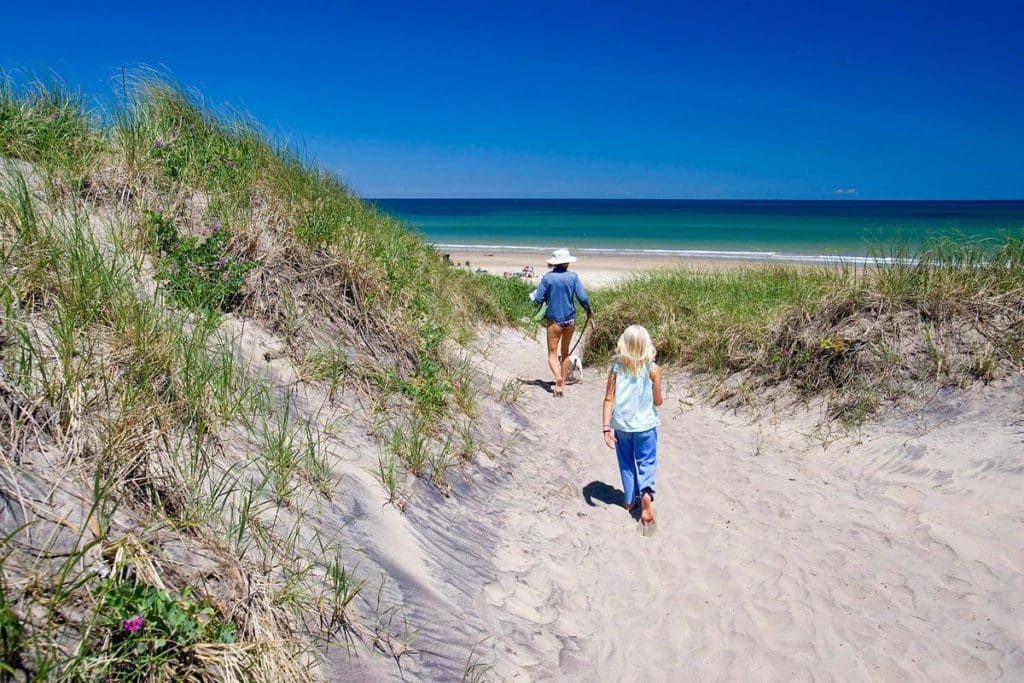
[473,327,1024,681]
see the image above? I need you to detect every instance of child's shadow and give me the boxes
[582,480,642,521]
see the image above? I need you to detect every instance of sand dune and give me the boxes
[288,324,1023,680]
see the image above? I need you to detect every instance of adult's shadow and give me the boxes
[582,481,642,521]
[521,378,555,395]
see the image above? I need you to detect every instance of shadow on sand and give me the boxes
[521,378,555,394]
[582,481,643,521]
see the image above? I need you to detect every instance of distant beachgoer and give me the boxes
[602,325,663,531]
[531,248,592,397]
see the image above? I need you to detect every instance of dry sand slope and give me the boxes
[464,328,1023,682]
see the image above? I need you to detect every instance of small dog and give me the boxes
[563,355,584,384]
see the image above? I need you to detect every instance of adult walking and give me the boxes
[532,248,592,397]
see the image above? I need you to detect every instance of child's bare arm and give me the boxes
[602,370,616,448]
[651,363,664,407]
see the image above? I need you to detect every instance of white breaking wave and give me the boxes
[432,243,916,266]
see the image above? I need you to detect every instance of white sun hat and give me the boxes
[546,248,577,265]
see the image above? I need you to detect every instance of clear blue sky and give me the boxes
[3,1,1022,198]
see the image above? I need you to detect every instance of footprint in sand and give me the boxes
[492,543,536,573]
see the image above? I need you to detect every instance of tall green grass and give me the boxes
[0,74,102,189]
[588,264,846,371]
[590,237,1024,421]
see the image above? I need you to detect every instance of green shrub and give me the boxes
[147,210,260,315]
[85,579,235,677]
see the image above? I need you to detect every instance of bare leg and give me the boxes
[559,323,574,379]
[555,322,574,396]
[546,322,563,395]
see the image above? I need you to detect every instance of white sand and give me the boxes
[444,248,778,289]
[237,317,1023,680]
[461,328,1024,680]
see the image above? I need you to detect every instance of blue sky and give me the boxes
[3,1,1022,198]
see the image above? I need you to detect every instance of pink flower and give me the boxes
[122,615,143,632]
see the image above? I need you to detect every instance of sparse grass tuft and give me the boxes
[498,377,524,405]
[390,418,431,477]
[377,452,405,509]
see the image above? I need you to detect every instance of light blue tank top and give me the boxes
[610,362,659,432]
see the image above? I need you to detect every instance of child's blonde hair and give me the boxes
[615,325,656,375]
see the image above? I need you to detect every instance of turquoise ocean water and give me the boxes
[371,199,1024,265]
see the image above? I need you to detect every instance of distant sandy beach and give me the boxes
[444,246,824,288]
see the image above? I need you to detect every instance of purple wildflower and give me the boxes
[167,262,179,273]
[122,615,143,632]
[211,222,222,233]
[216,257,227,268]
[154,139,163,148]
[51,112,60,120]
[783,348,793,359]
[170,128,178,139]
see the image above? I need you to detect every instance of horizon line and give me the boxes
[367,196,1024,202]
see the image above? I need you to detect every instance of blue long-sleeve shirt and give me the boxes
[533,269,591,322]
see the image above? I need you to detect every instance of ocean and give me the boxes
[370,199,1024,264]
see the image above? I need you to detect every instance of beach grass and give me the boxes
[589,237,1024,421]
[1,70,512,679]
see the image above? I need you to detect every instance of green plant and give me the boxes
[0,74,102,187]
[0,561,25,677]
[430,438,455,494]
[451,362,479,417]
[377,452,404,509]
[456,421,477,463]
[146,210,260,315]
[390,419,430,476]
[322,555,364,629]
[498,377,523,405]
[84,578,235,678]
[302,342,350,397]
[970,344,997,382]
[257,398,302,506]
[301,424,335,497]
[462,642,493,683]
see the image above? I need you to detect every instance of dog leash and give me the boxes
[567,313,591,357]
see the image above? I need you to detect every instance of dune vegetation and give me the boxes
[589,240,1024,422]
[0,72,534,680]
[1,69,1020,680]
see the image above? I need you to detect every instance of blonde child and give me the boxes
[601,325,663,528]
